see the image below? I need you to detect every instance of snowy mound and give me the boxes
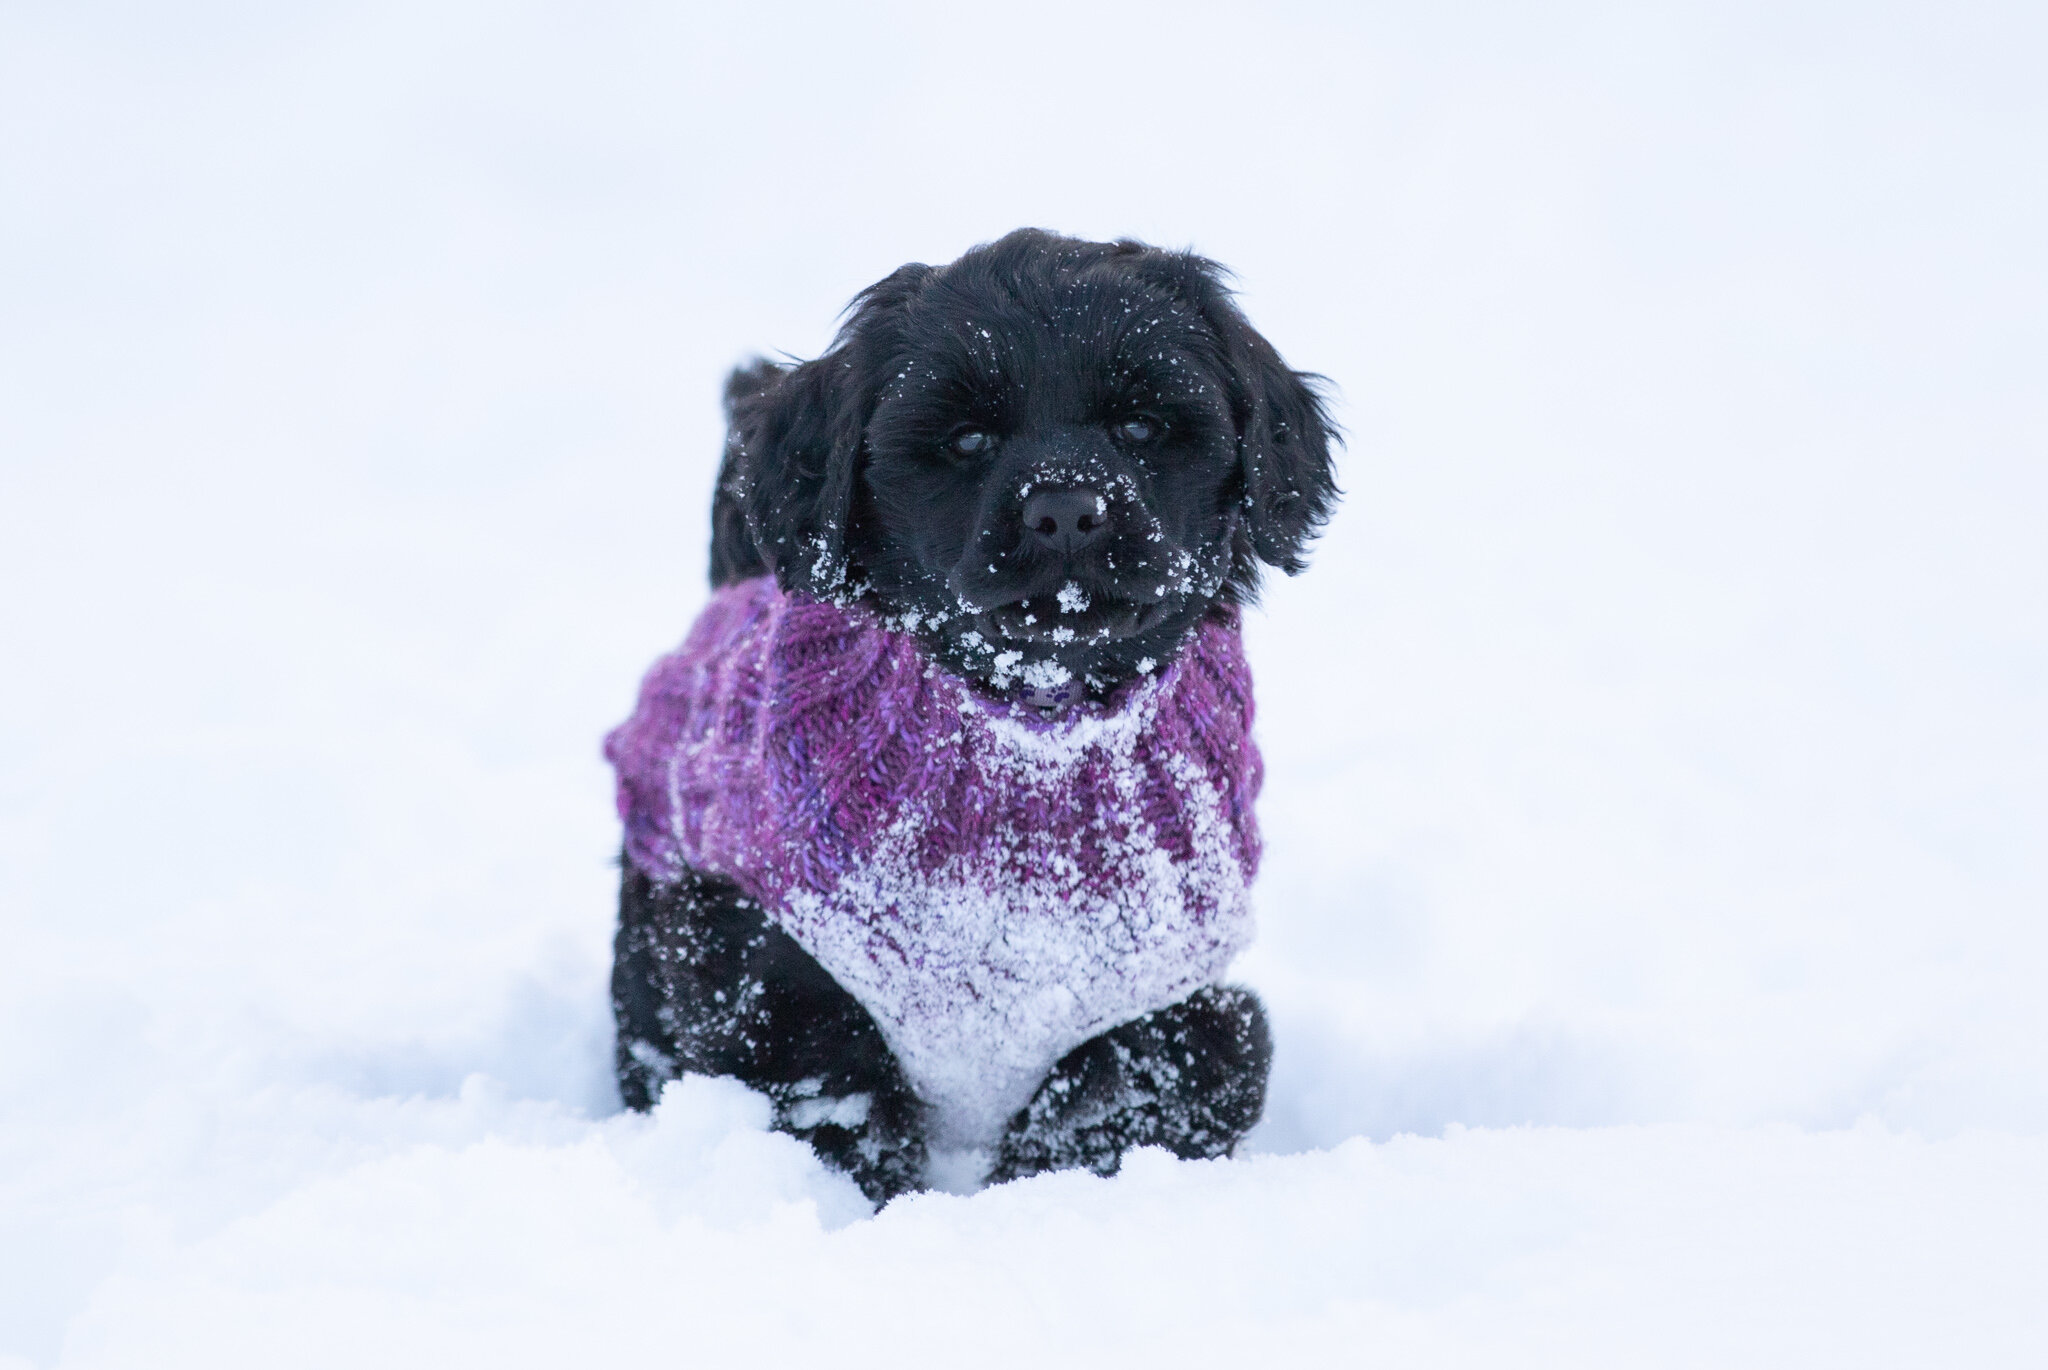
[44,1081,2048,1368]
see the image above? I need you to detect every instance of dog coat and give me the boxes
[605,575,1262,1150]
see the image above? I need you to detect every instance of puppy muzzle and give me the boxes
[948,454,1186,643]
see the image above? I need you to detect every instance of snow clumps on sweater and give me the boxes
[605,575,1263,1149]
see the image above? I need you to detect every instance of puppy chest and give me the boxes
[775,794,1257,1152]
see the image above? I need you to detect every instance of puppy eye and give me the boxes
[1115,415,1161,443]
[949,427,994,457]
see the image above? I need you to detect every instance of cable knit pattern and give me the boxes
[605,575,1262,1148]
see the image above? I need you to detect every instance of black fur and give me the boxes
[988,985,1272,1185]
[613,864,927,1201]
[617,229,1337,1202]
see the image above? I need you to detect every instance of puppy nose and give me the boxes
[1021,488,1110,554]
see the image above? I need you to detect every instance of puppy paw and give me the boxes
[768,1075,928,1207]
[987,984,1272,1185]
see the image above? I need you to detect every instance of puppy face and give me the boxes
[721,230,1338,697]
[859,267,1243,649]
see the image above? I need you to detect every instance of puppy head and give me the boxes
[726,229,1338,694]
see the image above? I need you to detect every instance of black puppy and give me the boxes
[613,229,1336,1202]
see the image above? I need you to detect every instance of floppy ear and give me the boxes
[1228,325,1339,575]
[723,263,933,598]
[1116,244,1340,577]
[725,356,865,597]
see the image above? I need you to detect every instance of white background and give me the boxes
[4,2,2045,1364]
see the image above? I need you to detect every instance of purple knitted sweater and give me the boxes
[605,576,1262,1149]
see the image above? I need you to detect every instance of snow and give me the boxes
[4,1,2046,1366]
[44,1104,2048,1368]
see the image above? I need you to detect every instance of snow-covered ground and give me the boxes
[4,3,2045,1364]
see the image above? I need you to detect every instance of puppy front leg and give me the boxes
[612,861,928,1203]
[987,985,1271,1185]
